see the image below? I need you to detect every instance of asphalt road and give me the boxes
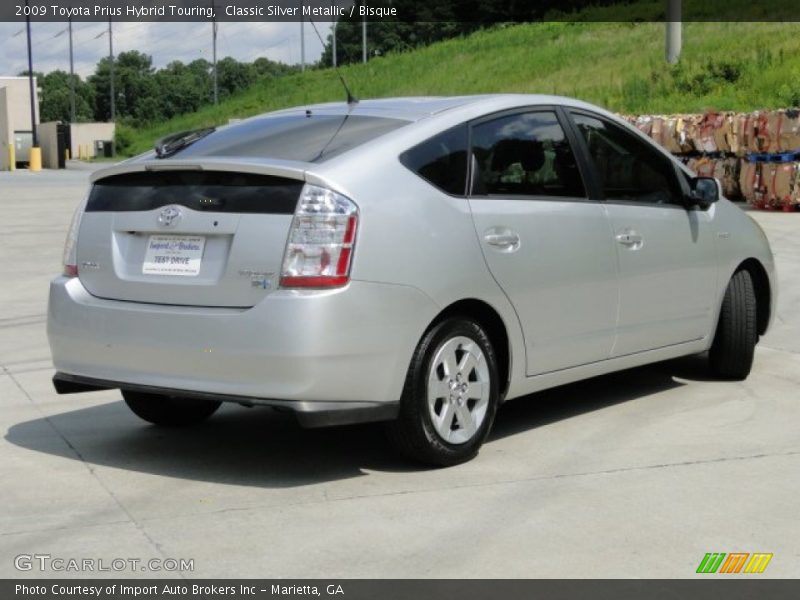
[1,165,798,579]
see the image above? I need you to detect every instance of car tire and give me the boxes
[709,269,758,380]
[386,317,500,467]
[122,391,222,426]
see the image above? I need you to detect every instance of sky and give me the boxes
[0,20,332,78]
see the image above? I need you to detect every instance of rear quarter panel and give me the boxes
[312,132,529,400]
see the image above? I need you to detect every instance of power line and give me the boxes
[6,21,330,85]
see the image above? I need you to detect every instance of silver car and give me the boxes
[48,95,776,465]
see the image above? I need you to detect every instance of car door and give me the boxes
[467,108,619,376]
[567,110,718,357]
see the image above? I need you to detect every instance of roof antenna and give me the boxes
[308,18,358,105]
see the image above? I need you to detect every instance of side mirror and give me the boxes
[685,177,720,209]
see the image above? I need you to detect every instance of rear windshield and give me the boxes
[87,171,303,214]
[171,114,408,163]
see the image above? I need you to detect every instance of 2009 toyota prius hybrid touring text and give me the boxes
[47,95,776,466]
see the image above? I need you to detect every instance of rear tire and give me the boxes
[386,317,500,467]
[709,269,758,380]
[122,391,221,426]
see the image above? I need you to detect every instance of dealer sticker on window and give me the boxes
[143,235,206,277]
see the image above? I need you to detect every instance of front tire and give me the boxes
[709,269,758,380]
[387,317,500,467]
[122,391,221,426]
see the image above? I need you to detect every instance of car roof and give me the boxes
[267,94,611,122]
[266,96,488,121]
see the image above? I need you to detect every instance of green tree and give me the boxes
[187,59,215,104]
[216,57,255,100]
[89,50,158,122]
[18,70,94,123]
[153,61,207,119]
[87,57,113,121]
[38,71,70,122]
[250,57,297,79]
[41,47,296,127]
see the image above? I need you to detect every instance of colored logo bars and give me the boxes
[696,553,773,574]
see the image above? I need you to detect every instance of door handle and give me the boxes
[615,232,643,246]
[484,233,520,248]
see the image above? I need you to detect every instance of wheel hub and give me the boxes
[427,336,491,445]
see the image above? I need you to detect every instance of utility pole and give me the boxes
[331,21,339,67]
[108,17,115,121]
[332,19,337,67]
[362,11,367,64]
[25,1,36,145]
[212,0,218,105]
[68,17,76,123]
[666,0,682,64]
[24,0,41,171]
[300,16,305,72]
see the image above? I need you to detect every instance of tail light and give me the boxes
[62,197,87,278]
[280,184,358,288]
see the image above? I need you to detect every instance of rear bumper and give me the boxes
[48,277,439,419]
[52,372,399,428]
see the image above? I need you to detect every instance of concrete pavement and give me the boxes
[1,166,798,578]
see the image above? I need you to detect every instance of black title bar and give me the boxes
[3,0,800,23]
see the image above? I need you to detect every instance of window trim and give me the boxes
[564,108,688,209]
[465,105,593,203]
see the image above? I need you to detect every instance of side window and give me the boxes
[571,113,681,204]
[470,111,585,198]
[400,125,468,195]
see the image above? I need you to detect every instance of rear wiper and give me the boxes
[154,127,216,159]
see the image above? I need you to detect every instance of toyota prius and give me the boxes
[48,95,776,465]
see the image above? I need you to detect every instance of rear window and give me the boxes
[87,171,303,215]
[173,114,408,163]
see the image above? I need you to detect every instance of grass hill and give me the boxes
[120,21,800,156]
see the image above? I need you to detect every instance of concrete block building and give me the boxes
[0,76,40,171]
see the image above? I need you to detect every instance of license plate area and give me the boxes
[143,234,206,277]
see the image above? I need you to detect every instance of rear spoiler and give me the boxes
[90,157,311,185]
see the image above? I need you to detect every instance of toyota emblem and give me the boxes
[158,206,183,228]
